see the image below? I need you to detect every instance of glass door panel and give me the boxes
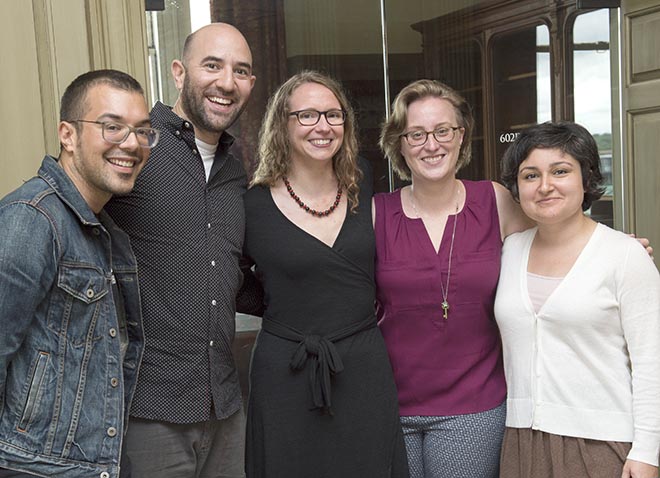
[573,9,614,227]
[491,24,551,178]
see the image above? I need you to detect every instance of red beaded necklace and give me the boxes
[283,176,343,217]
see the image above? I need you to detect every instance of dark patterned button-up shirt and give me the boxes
[106,102,250,423]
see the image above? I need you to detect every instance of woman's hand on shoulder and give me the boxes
[621,459,658,478]
[628,234,654,259]
[492,181,533,240]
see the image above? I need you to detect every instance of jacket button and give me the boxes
[107,427,117,437]
[111,377,119,387]
[92,228,101,236]
[100,473,110,478]
[109,328,117,338]
[86,289,95,298]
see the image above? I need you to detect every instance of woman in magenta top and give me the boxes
[374,79,529,478]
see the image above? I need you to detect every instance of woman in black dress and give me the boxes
[244,70,408,477]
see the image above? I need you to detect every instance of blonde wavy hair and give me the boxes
[379,79,474,180]
[251,70,362,212]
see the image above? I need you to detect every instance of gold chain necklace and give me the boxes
[410,184,460,319]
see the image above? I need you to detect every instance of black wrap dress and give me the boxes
[244,172,408,478]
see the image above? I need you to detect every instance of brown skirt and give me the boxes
[500,427,631,478]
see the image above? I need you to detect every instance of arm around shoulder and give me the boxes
[491,181,533,240]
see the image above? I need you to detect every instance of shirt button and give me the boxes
[107,427,117,437]
[211,300,217,306]
[209,340,214,347]
[109,328,117,338]
[110,377,119,387]
[100,472,110,478]
[207,223,211,229]
[183,121,191,129]
[86,289,95,299]
[192,149,198,155]
[211,260,216,266]
[174,130,181,137]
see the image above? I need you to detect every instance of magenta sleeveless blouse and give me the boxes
[374,180,506,416]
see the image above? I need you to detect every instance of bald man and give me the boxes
[106,23,258,477]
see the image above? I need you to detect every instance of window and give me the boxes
[572,9,614,226]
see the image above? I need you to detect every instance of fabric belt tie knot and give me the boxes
[290,334,344,411]
[299,334,323,357]
[261,315,377,414]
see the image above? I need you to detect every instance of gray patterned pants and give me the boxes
[400,401,506,478]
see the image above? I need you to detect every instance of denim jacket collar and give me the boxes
[37,155,102,227]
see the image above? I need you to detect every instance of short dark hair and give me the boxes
[181,29,196,66]
[500,121,605,211]
[60,69,144,123]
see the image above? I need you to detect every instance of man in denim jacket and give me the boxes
[0,70,156,478]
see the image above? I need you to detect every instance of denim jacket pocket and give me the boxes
[51,264,109,345]
[57,263,108,303]
[17,351,49,432]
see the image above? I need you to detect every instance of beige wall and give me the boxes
[1,2,47,194]
[0,0,149,197]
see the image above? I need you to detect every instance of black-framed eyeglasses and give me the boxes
[289,109,347,126]
[400,126,462,147]
[72,120,161,149]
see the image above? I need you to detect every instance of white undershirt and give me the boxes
[195,138,218,182]
[527,271,563,314]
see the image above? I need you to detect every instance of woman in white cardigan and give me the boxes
[495,121,660,478]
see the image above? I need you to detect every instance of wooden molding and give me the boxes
[32,0,60,156]
[86,0,150,92]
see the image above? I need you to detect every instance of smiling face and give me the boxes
[287,82,344,168]
[173,24,255,143]
[58,83,151,213]
[400,96,464,185]
[517,147,586,226]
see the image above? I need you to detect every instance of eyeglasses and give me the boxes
[289,109,347,126]
[72,120,160,149]
[400,126,462,147]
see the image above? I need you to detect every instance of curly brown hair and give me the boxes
[379,79,474,180]
[251,70,362,212]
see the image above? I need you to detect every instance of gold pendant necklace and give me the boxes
[410,184,460,319]
[439,206,458,319]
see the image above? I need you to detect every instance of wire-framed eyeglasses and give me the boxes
[72,120,161,149]
[400,126,462,147]
[289,109,347,126]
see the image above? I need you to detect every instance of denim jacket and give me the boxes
[0,156,144,478]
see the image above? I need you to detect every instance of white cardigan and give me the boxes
[494,223,660,466]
